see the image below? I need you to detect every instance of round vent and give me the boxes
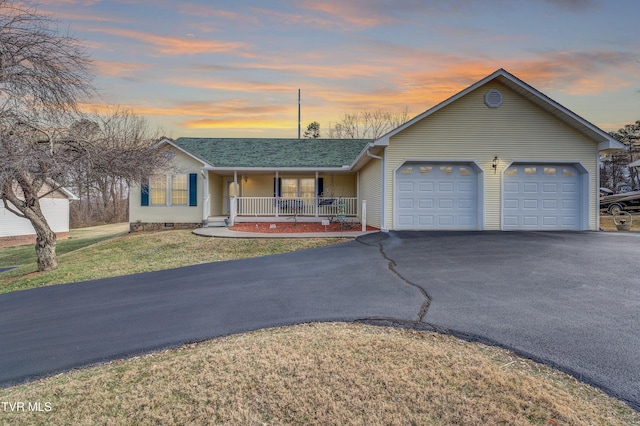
[484,89,503,108]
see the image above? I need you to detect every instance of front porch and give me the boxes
[236,196,357,217]
[204,170,361,226]
[206,196,358,226]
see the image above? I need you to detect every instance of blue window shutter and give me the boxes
[141,177,149,206]
[317,177,324,196]
[273,177,282,197]
[188,173,197,206]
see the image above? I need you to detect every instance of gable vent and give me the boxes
[484,89,503,108]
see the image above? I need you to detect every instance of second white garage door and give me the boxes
[396,163,479,230]
[503,164,582,230]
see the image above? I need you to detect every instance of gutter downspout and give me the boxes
[366,147,387,232]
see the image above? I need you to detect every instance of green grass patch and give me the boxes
[0,223,129,269]
[0,226,348,294]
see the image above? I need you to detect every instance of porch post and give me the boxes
[362,200,367,232]
[356,171,360,219]
[275,171,279,217]
[201,169,209,226]
[315,171,319,218]
[231,171,238,226]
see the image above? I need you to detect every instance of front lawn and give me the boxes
[1,224,638,423]
[0,225,348,294]
[1,323,637,425]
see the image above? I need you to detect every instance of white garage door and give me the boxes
[503,164,582,230]
[396,163,478,230]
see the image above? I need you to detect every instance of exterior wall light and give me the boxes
[492,156,499,173]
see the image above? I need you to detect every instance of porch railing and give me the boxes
[235,197,357,217]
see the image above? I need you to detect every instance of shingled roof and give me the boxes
[172,138,372,168]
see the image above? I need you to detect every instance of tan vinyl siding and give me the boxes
[129,149,204,224]
[385,81,598,230]
[239,174,356,198]
[241,174,275,197]
[208,173,223,216]
[359,156,382,229]
[322,175,356,197]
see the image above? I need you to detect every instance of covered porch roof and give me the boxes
[170,138,373,171]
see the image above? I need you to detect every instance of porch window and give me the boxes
[274,177,324,198]
[281,178,298,198]
[279,178,316,198]
[300,178,315,198]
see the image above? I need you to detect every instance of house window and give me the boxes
[150,175,167,205]
[300,178,315,198]
[143,173,197,207]
[281,178,298,198]
[171,174,188,205]
[280,178,317,198]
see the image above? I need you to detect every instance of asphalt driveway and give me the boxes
[379,231,640,411]
[0,231,638,411]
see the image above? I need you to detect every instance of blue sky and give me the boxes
[36,0,640,138]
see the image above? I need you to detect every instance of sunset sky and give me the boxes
[37,0,640,138]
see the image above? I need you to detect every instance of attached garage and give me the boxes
[395,162,481,230]
[502,163,587,230]
[369,69,627,232]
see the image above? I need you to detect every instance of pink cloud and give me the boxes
[87,26,254,56]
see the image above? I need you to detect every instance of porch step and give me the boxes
[206,216,229,227]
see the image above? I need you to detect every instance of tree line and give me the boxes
[600,120,640,192]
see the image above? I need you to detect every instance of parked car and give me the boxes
[600,190,640,215]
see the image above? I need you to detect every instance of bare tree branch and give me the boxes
[327,108,410,139]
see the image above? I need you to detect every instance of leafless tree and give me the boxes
[0,1,166,271]
[0,0,94,271]
[601,120,640,192]
[66,109,168,226]
[327,108,410,139]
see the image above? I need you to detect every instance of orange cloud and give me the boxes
[94,60,150,77]
[165,76,303,94]
[178,3,259,24]
[181,117,294,130]
[297,0,392,28]
[247,7,354,30]
[135,101,291,118]
[87,26,254,56]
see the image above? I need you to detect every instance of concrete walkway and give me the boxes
[193,226,378,239]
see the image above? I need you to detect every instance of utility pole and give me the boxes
[298,88,301,139]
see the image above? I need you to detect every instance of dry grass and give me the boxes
[599,213,640,231]
[1,323,637,425]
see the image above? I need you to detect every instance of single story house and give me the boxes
[129,68,625,232]
[0,185,78,247]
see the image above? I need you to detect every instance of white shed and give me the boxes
[0,186,78,247]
